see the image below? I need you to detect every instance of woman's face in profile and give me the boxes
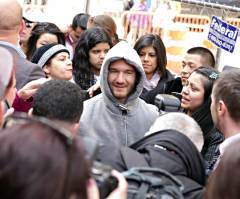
[181,72,205,116]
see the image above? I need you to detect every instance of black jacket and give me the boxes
[97,130,206,199]
[164,76,183,95]
[130,130,206,199]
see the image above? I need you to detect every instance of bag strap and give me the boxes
[120,146,149,169]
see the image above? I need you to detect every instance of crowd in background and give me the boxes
[0,0,240,198]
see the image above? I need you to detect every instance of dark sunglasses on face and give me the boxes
[23,18,34,28]
[25,21,34,28]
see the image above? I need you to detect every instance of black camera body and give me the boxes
[82,137,118,199]
[91,161,118,199]
[154,94,181,113]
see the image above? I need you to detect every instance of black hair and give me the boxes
[72,13,90,30]
[32,80,84,123]
[134,34,167,77]
[187,47,215,68]
[26,22,65,60]
[72,26,113,90]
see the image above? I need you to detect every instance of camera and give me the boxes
[154,93,181,113]
[91,161,118,199]
[82,137,118,199]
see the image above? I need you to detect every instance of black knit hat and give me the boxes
[31,43,69,68]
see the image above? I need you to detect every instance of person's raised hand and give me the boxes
[87,170,128,199]
[18,78,49,100]
[87,81,100,98]
[87,178,100,199]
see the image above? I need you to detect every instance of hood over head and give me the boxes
[100,41,146,105]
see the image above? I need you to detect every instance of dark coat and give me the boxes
[97,130,206,199]
[130,130,206,199]
[0,44,45,89]
[140,69,174,104]
[164,76,183,95]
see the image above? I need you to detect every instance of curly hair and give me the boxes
[33,80,84,123]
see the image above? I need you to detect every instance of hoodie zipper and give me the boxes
[119,104,128,145]
[122,110,128,145]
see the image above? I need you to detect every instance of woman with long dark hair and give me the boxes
[134,34,174,104]
[26,22,65,60]
[181,66,224,174]
[72,26,113,90]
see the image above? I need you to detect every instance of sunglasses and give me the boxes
[3,113,74,199]
[23,18,35,28]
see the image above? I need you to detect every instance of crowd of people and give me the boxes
[0,0,240,198]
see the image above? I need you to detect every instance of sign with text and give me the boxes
[208,16,239,53]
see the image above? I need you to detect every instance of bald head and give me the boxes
[0,0,22,34]
[146,112,204,151]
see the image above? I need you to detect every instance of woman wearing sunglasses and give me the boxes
[20,17,37,55]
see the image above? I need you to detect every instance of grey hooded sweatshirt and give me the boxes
[78,41,159,146]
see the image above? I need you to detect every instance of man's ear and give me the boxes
[218,100,227,117]
[72,123,79,136]
[19,19,25,35]
[43,65,50,77]
[0,101,5,130]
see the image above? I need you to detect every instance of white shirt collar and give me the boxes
[0,41,26,58]
[219,133,240,155]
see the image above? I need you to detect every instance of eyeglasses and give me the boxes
[23,18,35,28]
[3,113,74,199]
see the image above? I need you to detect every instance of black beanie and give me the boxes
[31,43,69,68]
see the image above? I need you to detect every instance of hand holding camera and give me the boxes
[83,137,128,199]
[87,169,128,199]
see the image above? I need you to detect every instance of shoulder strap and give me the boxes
[120,146,149,169]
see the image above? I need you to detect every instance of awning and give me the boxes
[207,0,240,7]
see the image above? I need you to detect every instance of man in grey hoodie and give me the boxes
[78,41,159,146]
